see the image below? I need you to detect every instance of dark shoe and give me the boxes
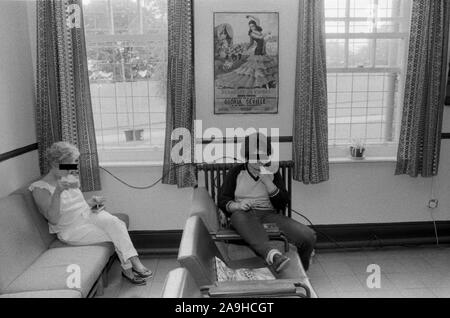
[132,268,153,279]
[272,253,290,273]
[121,272,147,285]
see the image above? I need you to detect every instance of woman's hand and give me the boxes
[56,177,80,193]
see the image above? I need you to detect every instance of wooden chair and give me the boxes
[196,160,294,227]
[193,160,295,254]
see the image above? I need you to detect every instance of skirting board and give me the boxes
[130,220,450,255]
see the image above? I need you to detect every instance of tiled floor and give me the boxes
[97,246,450,298]
[96,256,179,298]
[309,246,450,298]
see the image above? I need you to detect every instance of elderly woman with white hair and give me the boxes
[29,141,152,285]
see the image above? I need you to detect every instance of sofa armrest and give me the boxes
[162,268,202,298]
[204,279,311,298]
[0,290,82,298]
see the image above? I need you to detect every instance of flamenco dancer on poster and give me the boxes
[216,15,278,89]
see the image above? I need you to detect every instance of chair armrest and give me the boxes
[210,225,290,252]
[191,187,220,231]
[203,279,311,298]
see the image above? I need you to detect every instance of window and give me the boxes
[83,0,168,164]
[325,0,411,158]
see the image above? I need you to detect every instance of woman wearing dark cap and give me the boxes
[218,133,316,273]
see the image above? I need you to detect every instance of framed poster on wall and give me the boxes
[214,12,279,114]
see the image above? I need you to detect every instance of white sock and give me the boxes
[266,249,282,264]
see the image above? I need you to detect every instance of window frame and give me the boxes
[84,0,168,165]
[324,0,412,158]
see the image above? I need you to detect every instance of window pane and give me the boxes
[377,0,403,18]
[327,73,399,145]
[83,0,111,36]
[327,75,337,92]
[375,39,403,67]
[112,0,139,35]
[142,0,168,35]
[349,21,374,33]
[376,20,401,33]
[349,0,375,18]
[326,21,346,33]
[324,0,347,18]
[326,39,346,67]
[348,39,372,67]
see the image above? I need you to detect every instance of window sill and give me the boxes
[99,157,397,168]
[329,157,397,164]
[100,161,164,168]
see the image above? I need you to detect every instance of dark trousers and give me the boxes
[230,209,316,271]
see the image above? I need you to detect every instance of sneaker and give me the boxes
[272,253,290,273]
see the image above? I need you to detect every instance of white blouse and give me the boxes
[29,180,91,234]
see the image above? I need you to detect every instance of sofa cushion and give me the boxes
[14,184,130,249]
[12,186,56,248]
[5,245,111,298]
[0,195,47,292]
[0,289,82,298]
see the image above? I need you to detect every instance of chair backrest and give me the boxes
[196,160,294,219]
[162,268,202,298]
[177,216,223,287]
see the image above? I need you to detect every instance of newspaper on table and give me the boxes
[215,257,275,282]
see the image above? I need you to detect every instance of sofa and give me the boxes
[0,185,129,298]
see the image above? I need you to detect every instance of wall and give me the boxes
[15,0,449,230]
[0,0,39,197]
[194,0,450,226]
[85,167,193,230]
[89,0,450,229]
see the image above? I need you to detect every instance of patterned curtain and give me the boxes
[292,0,329,184]
[36,0,101,191]
[162,0,197,188]
[395,0,450,177]
[445,61,450,105]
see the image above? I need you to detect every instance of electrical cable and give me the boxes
[429,176,440,246]
[430,210,440,247]
[99,163,190,190]
[291,208,423,251]
[291,208,346,249]
[99,156,243,190]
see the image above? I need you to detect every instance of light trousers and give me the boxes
[57,210,138,270]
